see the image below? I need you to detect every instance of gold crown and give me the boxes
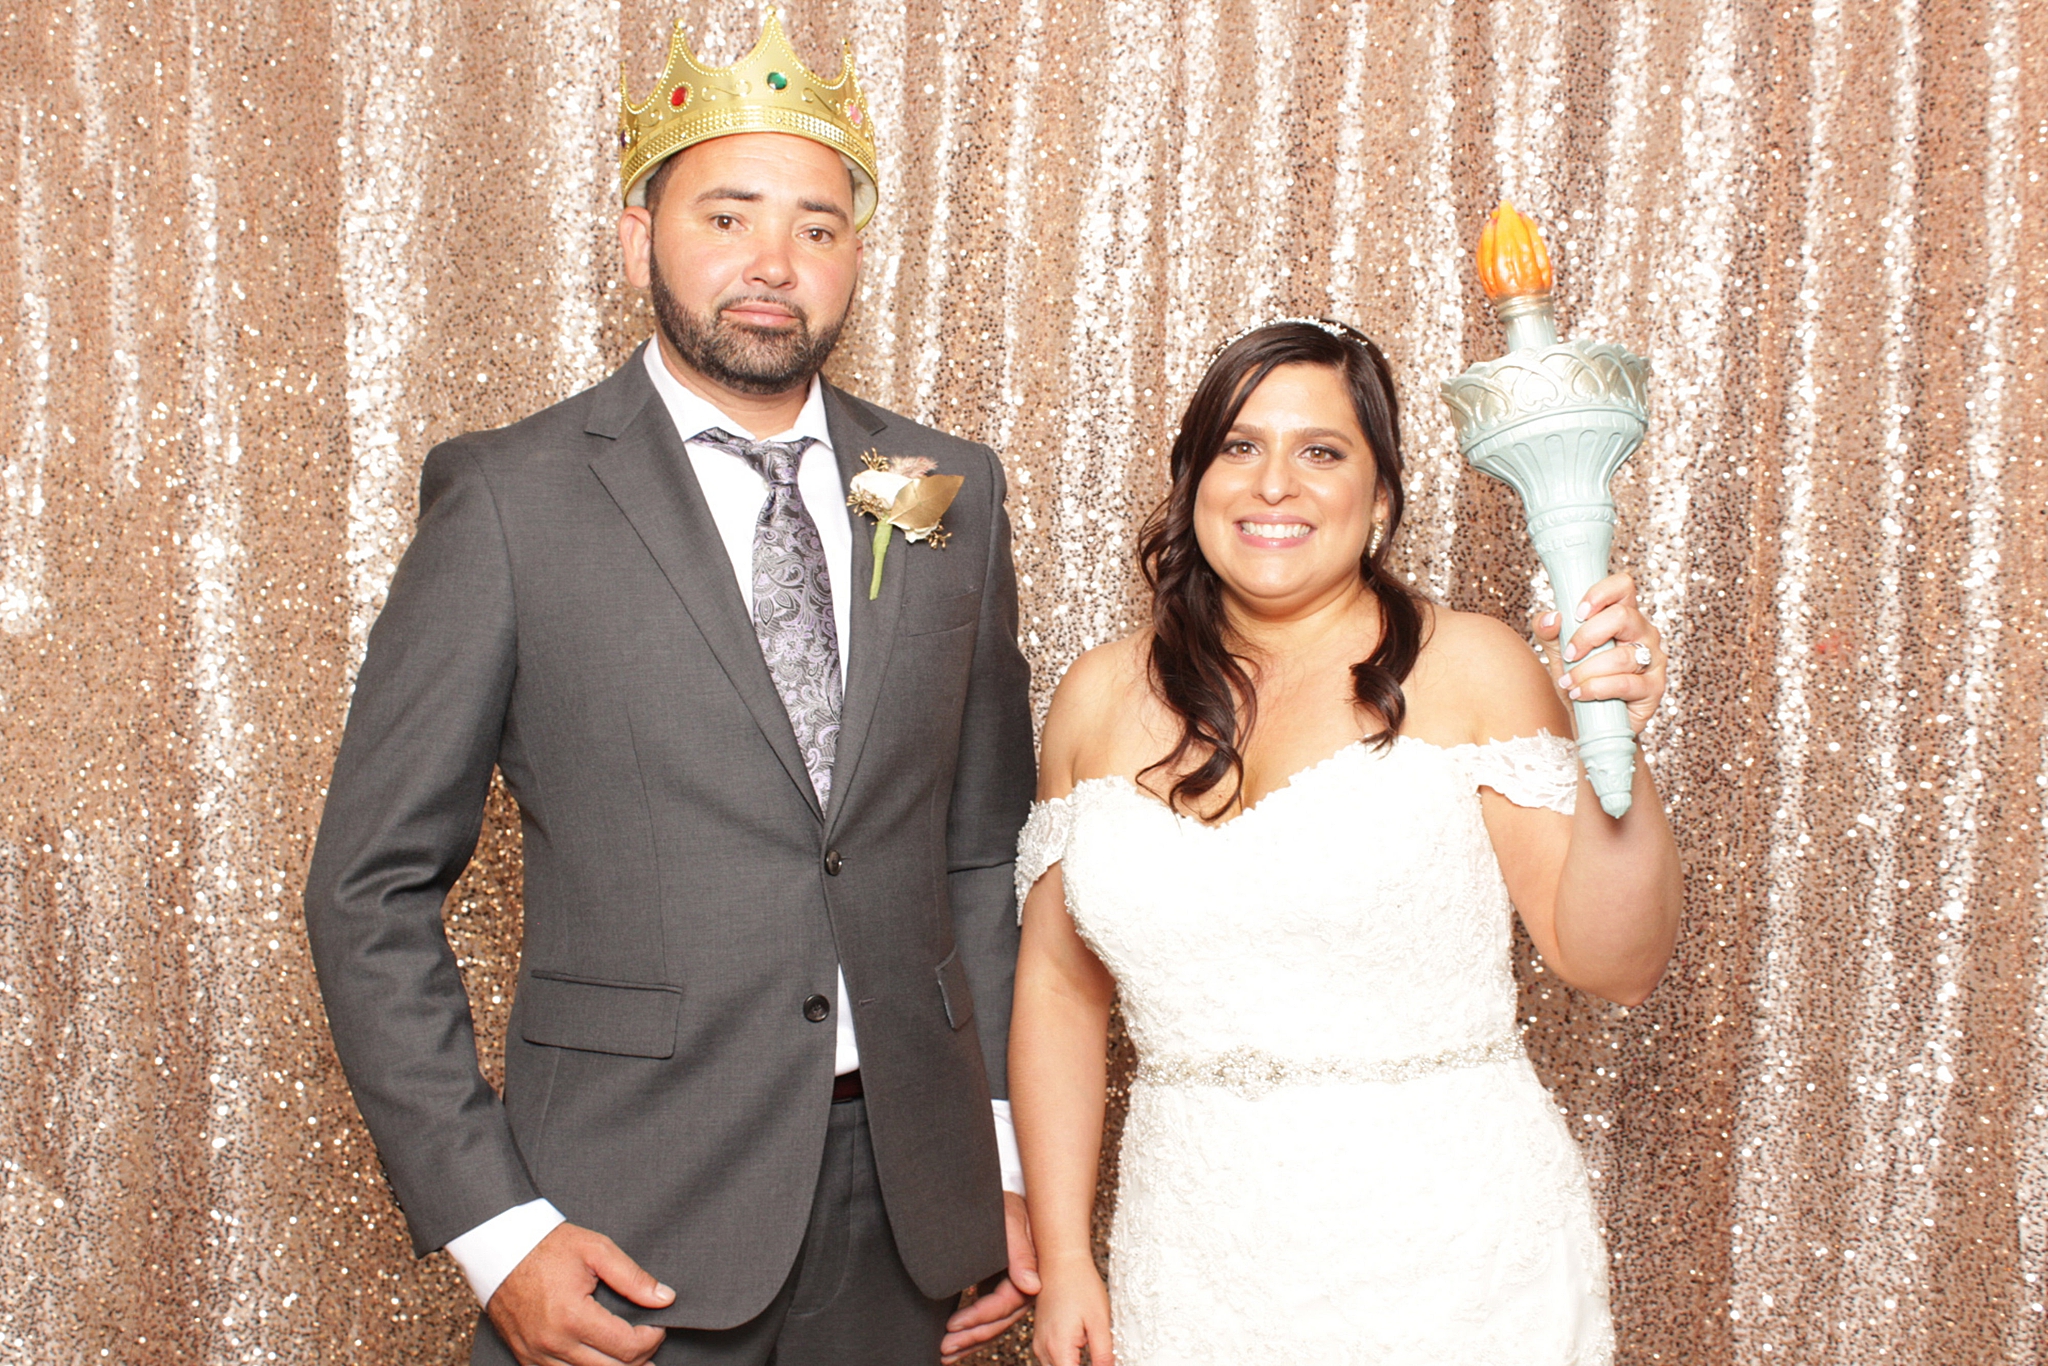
[618,9,879,228]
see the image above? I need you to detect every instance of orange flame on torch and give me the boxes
[1476,201,1554,301]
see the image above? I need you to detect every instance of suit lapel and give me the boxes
[586,349,823,818]
[823,382,896,830]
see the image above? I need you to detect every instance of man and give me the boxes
[303,12,1038,1364]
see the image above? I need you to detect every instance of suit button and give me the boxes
[823,849,843,876]
[803,994,831,1023]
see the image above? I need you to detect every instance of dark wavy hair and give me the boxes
[1135,319,1425,815]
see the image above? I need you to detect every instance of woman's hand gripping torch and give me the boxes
[1440,203,1652,818]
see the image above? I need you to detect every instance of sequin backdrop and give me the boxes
[2,0,2043,1360]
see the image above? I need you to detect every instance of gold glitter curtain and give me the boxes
[2,0,2043,1360]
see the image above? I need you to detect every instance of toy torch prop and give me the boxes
[1439,204,1650,818]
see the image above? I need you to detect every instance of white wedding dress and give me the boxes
[1017,732,1614,1365]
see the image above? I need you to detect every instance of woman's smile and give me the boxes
[1236,518,1314,544]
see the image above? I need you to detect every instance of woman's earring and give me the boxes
[1369,521,1385,556]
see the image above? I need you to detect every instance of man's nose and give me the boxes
[745,238,797,290]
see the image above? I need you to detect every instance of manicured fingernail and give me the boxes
[1539,611,1558,630]
[1575,601,1592,621]
[1558,673,1572,690]
[1561,642,1576,661]
[1568,686,1582,699]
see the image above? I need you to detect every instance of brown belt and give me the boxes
[832,1069,864,1103]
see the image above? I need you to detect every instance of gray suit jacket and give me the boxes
[303,345,1034,1326]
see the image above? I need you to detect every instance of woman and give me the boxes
[1009,319,1682,1365]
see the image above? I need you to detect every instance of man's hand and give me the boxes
[486,1222,675,1366]
[941,1191,1039,1363]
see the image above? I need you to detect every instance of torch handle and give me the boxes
[1530,524,1637,819]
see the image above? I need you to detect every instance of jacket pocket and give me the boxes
[518,971,682,1058]
[934,947,975,1030]
[901,590,978,637]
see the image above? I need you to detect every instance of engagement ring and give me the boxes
[1632,642,1654,673]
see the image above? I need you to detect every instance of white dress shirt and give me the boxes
[444,342,1022,1308]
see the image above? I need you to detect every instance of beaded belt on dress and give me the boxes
[1136,1033,1525,1099]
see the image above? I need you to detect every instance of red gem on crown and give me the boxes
[847,101,862,126]
[670,85,690,108]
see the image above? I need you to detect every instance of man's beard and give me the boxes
[648,251,848,396]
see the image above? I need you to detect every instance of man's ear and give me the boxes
[618,206,654,291]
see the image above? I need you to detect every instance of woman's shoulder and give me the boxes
[1049,634,1148,720]
[1063,630,1147,686]
[1410,606,1568,745]
[1422,605,1536,663]
[1039,633,1158,798]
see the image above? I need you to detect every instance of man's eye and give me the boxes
[712,215,737,230]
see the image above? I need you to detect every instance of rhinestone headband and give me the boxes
[1205,315,1371,365]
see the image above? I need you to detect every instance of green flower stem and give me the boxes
[868,519,893,599]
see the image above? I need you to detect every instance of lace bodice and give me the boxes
[1015,733,1577,1067]
[1014,731,1611,1364]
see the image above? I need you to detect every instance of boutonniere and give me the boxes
[846,451,964,599]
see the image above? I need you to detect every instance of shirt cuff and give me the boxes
[443,1198,567,1308]
[991,1098,1026,1196]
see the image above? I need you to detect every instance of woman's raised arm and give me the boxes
[1469,575,1684,1007]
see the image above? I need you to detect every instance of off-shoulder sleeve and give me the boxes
[1459,731,1580,815]
[1014,797,1076,924]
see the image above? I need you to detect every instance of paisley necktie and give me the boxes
[693,428,842,806]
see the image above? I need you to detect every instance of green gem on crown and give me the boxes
[766,70,788,90]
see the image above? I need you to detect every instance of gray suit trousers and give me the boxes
[470,1097,952,1366]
